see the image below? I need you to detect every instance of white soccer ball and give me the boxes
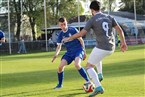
[83,82,95,92]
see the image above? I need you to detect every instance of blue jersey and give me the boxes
[0,30,4,40]
[57,27,83,53]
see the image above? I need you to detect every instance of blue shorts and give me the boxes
[61,49,84,65]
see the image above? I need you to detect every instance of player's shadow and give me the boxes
[58,88,87,97]
[58,92,86,97]
[1,88,51,97]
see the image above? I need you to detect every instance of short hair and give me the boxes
[58,17,67,23]
[90,0,100,11]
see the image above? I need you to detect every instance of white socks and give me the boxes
[87,68,101,87]
[96,61,102,74]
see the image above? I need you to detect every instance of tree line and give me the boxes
[0,0,144,41]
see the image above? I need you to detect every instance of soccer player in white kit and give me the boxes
[62,0,128,97]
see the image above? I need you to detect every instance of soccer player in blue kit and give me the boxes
[62,0,128,97]
[0,30,5,46]
[52,17,90,89]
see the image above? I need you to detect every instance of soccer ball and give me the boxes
[83,82,95,92]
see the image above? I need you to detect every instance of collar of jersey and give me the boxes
[95,11,102,15]
[62,27,68,33]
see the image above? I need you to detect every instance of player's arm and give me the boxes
[114,24,128,52]
[52,43,62,62]
[63,29,87,42]
[62,19,93,42]
[78,37,86,60]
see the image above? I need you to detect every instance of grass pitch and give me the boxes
[0,45,144,97]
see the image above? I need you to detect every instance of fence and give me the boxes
[0,41,51,53]
[0,37,145,54]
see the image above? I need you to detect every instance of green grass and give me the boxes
[0,45,145,97]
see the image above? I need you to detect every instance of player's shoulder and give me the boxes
[57,31,63,37]
[59,30,63,34]
[68,26,76,30]
[99,13,115,22]
[0,30,4,36]
[68,26,78,32]
[0,30,4,34]
[103,13,114,19]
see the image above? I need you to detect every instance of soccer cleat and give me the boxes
[84,81,92,85]
[98,73,103,82]
[89,86,104,97]
[53,84,63,89]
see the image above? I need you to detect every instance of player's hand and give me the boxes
[83,52,86,60]
[120,42,128,52]
[62,37,70,43]
[52,55,57,62]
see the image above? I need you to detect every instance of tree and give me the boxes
[1,0,84,41]
[47,0,84,25]
[23,0,44,41]
[101,0,117,12]
[0,0,21,41]
[22,0,84,41]
[12,0,22,40]
[120,0,145,15]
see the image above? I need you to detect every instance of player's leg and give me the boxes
[96,61,103,81]
[54,59,67,89]
[22,43,27,53]
[54,53,74,89]
[18,44,22,53]
[86,63,102,89]
[74,57,90,82]
[87,63,104,97]
[86,64,104,96]
[87,47,113,97]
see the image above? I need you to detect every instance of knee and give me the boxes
[74,64,81,70]
[86,63,94,70]
[58,66,64,73]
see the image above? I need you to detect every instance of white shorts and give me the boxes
[88,47,114,65]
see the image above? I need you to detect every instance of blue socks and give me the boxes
[57,71,64,86]
[78,67,90,82]
[57,68,89,86]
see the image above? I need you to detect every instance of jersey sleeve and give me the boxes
[83,18,93,32]
[57,32,62,44]
[74,28,79,33]
[112,17,118,27]
[72,27,79,35]
[0,31,5,39]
